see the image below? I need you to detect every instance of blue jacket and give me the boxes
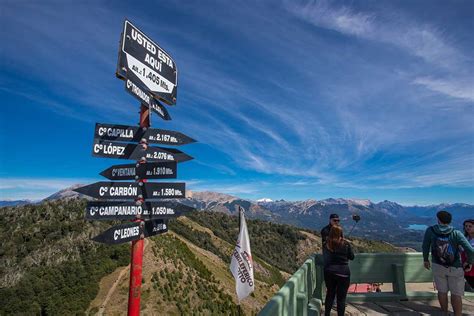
[422,224,474,268]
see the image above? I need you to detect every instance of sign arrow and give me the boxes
[91,219,168,244]
[85,201,195,221]
[99,162,177,180]
[73,181,186,200]
[141,182,186,199]
[117,20,177,106]
[143,219,169,238]
[92,139,193,162]
[94,123,196,145]
[124,76,171,121]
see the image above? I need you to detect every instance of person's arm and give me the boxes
[323,244,331,265]
[321,226,328,244]
[457,232,474,264]
[347,242,355,260]
[422,227,432,269]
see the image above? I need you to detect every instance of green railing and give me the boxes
[258,255,321,316]
[259,252,474,316]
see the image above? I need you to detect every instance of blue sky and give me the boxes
[1,0,473,205]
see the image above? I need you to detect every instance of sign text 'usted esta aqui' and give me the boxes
[117,20,177,106]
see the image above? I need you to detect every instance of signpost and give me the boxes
[79,19,194,316]
[100,162,177,180]
[74,181,186,200]
[92,139,193,162]
[91,220,168,244]
[85,200,194,220]
[94,123,196,145]
[124,77,172,120]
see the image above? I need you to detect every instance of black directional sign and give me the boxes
[117,20,177,105]
[143,219,169,238]
[85,201,195,220]
[73,181,186,200]
[100,162,177,180]
[92,139,193,162]
[91,219,168,244]
[124,77,171,121]
[141,182,185,199]
[94,123,196,145]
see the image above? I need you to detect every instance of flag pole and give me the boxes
[237,205,241,316]
[239,206,241,230]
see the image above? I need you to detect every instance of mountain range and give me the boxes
[2,186,472,249]
[2,185,470,314]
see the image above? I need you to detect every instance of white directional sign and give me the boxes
[118,20,178,105]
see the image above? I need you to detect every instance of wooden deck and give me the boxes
[322,297,474,315]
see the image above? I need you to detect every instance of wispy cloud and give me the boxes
[0,177,96,200]
[286,0,472,100]
[288,0,375,37]
[412,77,474,102]
[189,181,261,196]
[287,0,465,68]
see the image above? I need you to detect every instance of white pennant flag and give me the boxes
[230,206,255,302]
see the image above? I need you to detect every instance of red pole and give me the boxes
[128,104,150,316]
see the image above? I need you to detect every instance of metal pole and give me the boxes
[128,104,150,316]
[347,222,357,237]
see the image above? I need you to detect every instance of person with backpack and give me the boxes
[422,210,474,316]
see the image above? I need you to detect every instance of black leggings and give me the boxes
[324,270,350,316]
[466,276,474,289]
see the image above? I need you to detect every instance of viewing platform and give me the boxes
[259,253,474,315]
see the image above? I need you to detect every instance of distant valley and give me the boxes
[184,192,472,250]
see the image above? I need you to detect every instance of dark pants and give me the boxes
[324,270,350,316]
[466,276,474,289]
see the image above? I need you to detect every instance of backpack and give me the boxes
[430,227,457,267]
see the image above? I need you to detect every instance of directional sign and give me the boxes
[100,162,177,180]
[92,139,193,162]
[124,77,171,121]
[91,219,168,244]
[94,123,196,145]
[117,20,177,105]
[85,201,195,220]
[141,182,186,199]
[143,219,169,238]
[73,181,186,200]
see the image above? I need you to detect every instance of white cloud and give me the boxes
[287,1,464,68]
[286,0,472,101]
[0,177,96,200]
[413,77,474,102]
[189,181,261,195]
[290,0,374,36]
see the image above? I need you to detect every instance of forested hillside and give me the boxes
[0,198,399,315]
